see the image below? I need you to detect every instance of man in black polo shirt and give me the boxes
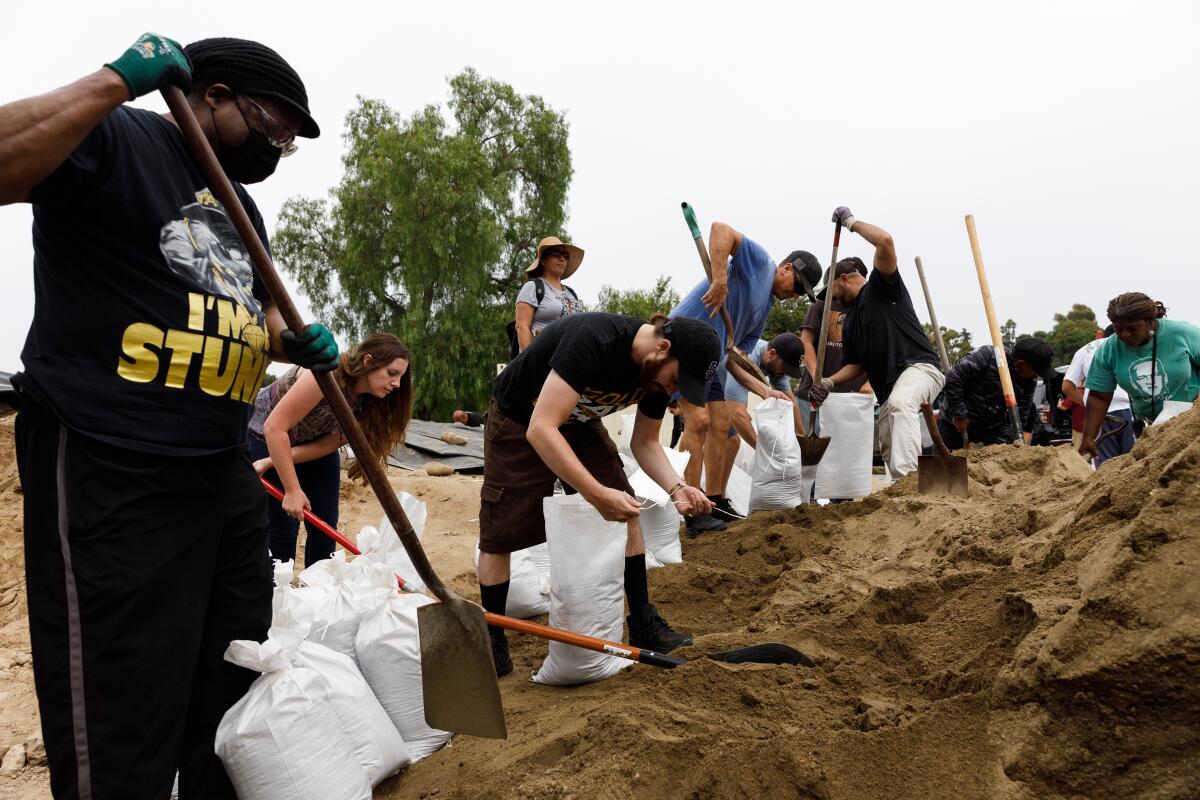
[0,34,336,798]
[809,207,945,481]
[477,312,719,675]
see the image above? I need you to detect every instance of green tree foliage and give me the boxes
[274,69,572,419]
[595,275,680,319]
[1001,319,1018,348]
[925,324,974,364]
[1032,304,1100,365]
[761,298,810,341]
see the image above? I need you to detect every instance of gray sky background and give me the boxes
[3,1,1197,374]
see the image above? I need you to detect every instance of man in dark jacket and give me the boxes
[936,338,1057,447]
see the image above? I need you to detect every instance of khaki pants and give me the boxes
[878,362,946,481]
[1072,430,1083,450]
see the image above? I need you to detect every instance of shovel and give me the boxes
[680,203,769,386]
[796,220,843,465]
[163,87,505,740]
[917,403,968,496]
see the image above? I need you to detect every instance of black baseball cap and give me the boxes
[815,257,868,301]
[784,250,822,303]
[766,333,806,379]
[662,317,721,406]
[1012,337,1057,382]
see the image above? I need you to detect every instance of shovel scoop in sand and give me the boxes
[917,403,968,497]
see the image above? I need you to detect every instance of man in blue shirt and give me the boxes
[671,220,819,531]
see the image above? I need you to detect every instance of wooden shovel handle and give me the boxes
[920,403,954,458]
[682,203,736,344]
[965,215,1023,443]
[162,86,454,602]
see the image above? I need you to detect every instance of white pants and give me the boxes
[878,362,945,481]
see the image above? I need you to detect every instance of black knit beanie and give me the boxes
[184,37,319,138]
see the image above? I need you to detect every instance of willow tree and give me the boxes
[274,69,572,418]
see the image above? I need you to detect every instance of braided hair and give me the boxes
[1107,292,1167,322]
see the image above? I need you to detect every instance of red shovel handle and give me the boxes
[260,477,361,556]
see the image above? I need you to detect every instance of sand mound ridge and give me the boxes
[392,404,1199,800]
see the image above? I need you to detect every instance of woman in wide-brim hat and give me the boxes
[514,236,585,351]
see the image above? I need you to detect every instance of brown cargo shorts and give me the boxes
[478,399,633,554]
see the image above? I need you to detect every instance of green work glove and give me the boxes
[281,324,340,373]
[104,33,191,100]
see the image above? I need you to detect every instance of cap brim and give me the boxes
[1036,365,1059,382]
[676,368,708,407]
[793,272,818,304]
[781,361,804,380]
[255,90,320,138]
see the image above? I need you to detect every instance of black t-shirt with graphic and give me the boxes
[795,298,867,400]
[842,269,940,404]
[22,106,272,455]
[494,312,670,426]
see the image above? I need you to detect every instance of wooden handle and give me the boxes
[807,221,842,421]
[684,205,736,343]
[920,403,954,458]
[965,215,1024,443]
[162,86,455,601]
[913,257,951,373]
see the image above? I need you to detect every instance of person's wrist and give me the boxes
[667,481,686,499]
[842,216,857,231]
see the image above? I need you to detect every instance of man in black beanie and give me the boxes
[0,33,336,798]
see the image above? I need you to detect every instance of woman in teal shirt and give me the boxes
[1081,292,1200,460]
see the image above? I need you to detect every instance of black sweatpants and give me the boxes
[16,397,272,800]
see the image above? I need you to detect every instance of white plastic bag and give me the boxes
[814,393,875,500]
[726,464,753,517]
[532,494,630,686]
[215,629,373,800]
[749,398,804,512]
[296,551,389,661]
[294,641,410,786]
[373,492,430,593]
[1153,400,1193,426]
[474,544,551,618]
[355,592,452,762]
[627,469,682,565]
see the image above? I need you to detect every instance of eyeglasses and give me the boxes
[236,95,299,157]
[543,249,570,260]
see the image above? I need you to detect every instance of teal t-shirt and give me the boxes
[1086,319,1200,420]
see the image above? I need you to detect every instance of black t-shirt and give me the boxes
[795,298,867,400]
[22,106,272,456]
[842,269,940,404]
[494,313,670,426]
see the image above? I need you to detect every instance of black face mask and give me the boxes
[212,106,282,184]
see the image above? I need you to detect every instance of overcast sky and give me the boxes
[3,1,1197,373]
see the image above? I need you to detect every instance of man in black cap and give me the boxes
[937,337,1057,447]
[0,33,335,798]
[725,332,807,449]
[477,312,719,675]
[670,220,820,531]
[808,207,944,481]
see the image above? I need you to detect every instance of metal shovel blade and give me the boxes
[419,597,507,739]
[917,453,968,497]
[797,433,831,466]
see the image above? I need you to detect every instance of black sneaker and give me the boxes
[489,628,513,677]
[711,498,746,522]
[685,512,727,536]
[628,604,693,653]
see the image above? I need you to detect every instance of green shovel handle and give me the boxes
[681,202,703,240]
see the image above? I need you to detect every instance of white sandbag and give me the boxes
[216,629,373,800]
[726,464,753,517]
[1153,400,1193,426]
[616,411,637,455]
[619,452,638,476]
[749,398,804,512]
[814,393,875,500]
[734,436,756,475]
[526,542,550,583]
[355,592,452,762]
[473,544,550,618]
[532,494,630,686]
[296,551,389,661]
[628,469,682,565]
[374,492,431,593]
[294,641,410,786]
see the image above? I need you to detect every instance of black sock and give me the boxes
[624,555,650,617]
[479,580,509,635]
[706,493,724,505]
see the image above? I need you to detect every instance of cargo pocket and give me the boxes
[479,483,505,547]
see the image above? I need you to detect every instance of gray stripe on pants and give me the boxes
[56,427,92,799]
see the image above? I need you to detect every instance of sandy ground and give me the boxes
[2,404,1198,799]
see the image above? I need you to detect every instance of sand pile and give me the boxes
[390,405,1199,800]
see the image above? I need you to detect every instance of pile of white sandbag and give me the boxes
[473,542,551,617]
[217,492,453,798]
[749,398,805,512]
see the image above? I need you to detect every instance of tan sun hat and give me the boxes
[526,236,585,279]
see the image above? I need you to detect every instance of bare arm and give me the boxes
[515,302,535,351]
[727,356,784,400]
[800,328,819,378]
[826,363,866,388]
[701,221,744,318]
[1061,378,1085,406]
[527,371,641,522]
[0,70,130,205]
[262,369,325,502]
[850,220,897,276]
[629,411,712,516]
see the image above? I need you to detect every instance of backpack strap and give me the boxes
[534,277,546,306]
[563,284,579,302]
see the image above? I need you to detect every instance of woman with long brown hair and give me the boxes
[248,333,413,565]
